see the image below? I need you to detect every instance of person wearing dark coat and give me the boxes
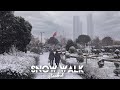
[55,51,61,67]
[49,50,55,67]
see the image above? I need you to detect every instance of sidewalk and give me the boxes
[34,52,82,79]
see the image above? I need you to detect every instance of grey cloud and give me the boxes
[15,11,120,41]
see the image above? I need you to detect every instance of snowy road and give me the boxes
[34,52,82,79]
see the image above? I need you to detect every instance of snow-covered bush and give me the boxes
[30,47,43,54]
[97,60,104,68]
[113,69,120,76]
[76,56,84,63]
[77,50,83,55]
[69,46,77,53]
[0,52,39,79]
[114,62,120,69]
[113,62,120,76]
[82,62,120,79]
[82,64,105,79]
[61,58,67,65]
[65,52,70,58]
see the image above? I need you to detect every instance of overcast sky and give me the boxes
[14,11,120,41]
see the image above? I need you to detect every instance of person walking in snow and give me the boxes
[55,50,61,67]
[48,49,55,67]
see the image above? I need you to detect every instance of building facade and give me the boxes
[87,13,94,40]
[73,16,82,41]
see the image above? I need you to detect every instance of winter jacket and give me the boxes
[49,51,55,60]
[55,52,61,62]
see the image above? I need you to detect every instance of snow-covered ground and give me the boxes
[34,52,82,79]
[82,54,120,79]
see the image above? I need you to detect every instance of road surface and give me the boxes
[34,52,82,79]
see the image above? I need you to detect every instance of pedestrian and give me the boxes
[48,49,55,67]
[55,50,61,67]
